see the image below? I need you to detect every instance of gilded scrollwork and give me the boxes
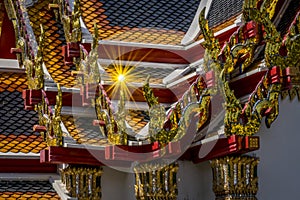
[61,165,103,199]
[87,23,100,84]
[25,25,44,90]
[134,163,178,200]
[210,156,259,199]
[59,0,82,43]
[142,75,211,145]
[38,84,63,146]
[198,0,299,136]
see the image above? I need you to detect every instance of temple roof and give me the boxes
[80,0,201,45]
[27,0,76,88]
[0,0,299,176]
[0,72,46,154]
[61,109,149,146]
[62,115,108,145]
[207,0,244,28]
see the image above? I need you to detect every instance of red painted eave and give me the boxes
[40,135,259,166]
[183,135,260,163]
[0,158,57,173]
[95,43,205,64]
[0,1,16,59]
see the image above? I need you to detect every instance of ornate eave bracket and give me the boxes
[61,165,103,199]
[32,83,63,147]
[50,0,83,67]
[4,0,34,67]
[198,0,300,137]
[134,162,179,200]
[211,155,259,200]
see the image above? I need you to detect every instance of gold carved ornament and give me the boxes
[198,0,298,136]
[25,24,44,90]
[93,70,212,146]
[94,84,127,145]
[134,163,179,200]
[61,165,103,199]
[142,75,211,146]
[55,0,82,43]
[210,156,259,199]
[36,84,63,146]
[51,0,82,69]
[77,23,101,85]
[281,11,300,100]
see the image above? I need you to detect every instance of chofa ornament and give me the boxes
[199,0,300,136]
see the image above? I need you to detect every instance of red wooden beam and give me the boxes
[0,158,57,173]
[0,3,17,59]
[229,70,267,98]
[22,89,83,110]
[188,135,259,163]
[40,135,259,166]
[97,43,205,64]
[40,141,182,166]
[41,146,135,167]
[102,85,179,103]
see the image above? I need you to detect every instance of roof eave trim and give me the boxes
[0,173,60,181]
[181,0,210,46]
[0,151,40,158]
[184,22,240,50]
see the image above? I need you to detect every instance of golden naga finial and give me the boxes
[52,83,63,146]
[142,75,159,108]
[25,24,44,90]
[142,76,166,140]
[260,0,279,20]
[77,23,100,84]
[92,22,99,49]
[114,90,127,135]
[35,83,63,146]
[61,0,82,43]
[111,89,128,145]
[88,23,100,83]
[197,0,286,136]
[94,83,127,145]
[199,8,220,61]
[72,0,82,42]
[284,14,300,70]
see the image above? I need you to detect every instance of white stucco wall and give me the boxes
[177,161,214,200]
[256,98,300,200]
[102,166,130,200]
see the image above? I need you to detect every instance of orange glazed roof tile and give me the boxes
[61,110,149,146]
[80,0,201,45]
[125,110,149,133]
[26,0,76,88]
[0,72,47,154]
[61,115,108,145]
